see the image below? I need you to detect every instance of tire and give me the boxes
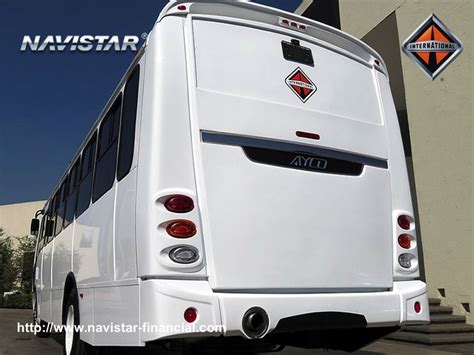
[34,319,52,338]
[62,287,94,355]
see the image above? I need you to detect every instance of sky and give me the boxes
[0,0,300,205]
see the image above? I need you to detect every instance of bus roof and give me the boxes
[157,0,387,72]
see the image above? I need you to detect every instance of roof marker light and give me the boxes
[280,18,307,31]
[177,5,186,11]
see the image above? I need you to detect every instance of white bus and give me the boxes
[30,1,429,354]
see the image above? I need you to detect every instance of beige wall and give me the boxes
[340,0,473,323]
[0,201,46,246]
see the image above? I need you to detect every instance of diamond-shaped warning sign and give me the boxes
[402,14,463,80]
[285,67,317,103]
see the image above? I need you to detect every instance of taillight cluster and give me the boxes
[397,214,417,269]
[163,195,199,264]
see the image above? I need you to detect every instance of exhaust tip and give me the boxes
[242,307,269,339]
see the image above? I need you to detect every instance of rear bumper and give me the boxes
[140,279,429,343]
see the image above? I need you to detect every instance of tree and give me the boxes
[0,227,36,294]
[13,234,36,292]
[0,228,18,295]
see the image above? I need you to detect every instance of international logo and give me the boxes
[285,67,317,102]
[402,14,463,80]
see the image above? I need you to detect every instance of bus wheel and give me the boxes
[34,319,51,338]
[63,288,93,355]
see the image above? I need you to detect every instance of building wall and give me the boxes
[0,201,46,246]
[338,0,473,323]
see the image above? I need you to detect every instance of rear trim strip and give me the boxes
[201,131,388,169]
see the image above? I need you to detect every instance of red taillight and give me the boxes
[398,234,412,249]
[165,195,194,213]
[414,301,421,314]
[184,307,197,323]
[398,215,411,230]
[166,220,196,238]
[177,5,186,11]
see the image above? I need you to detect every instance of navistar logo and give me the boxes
[20,35,143,52]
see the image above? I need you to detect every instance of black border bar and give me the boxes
[201,131,388,169]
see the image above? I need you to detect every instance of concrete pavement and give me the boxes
[1,309,473,355]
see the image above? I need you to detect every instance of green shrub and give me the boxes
[2,292,32,309]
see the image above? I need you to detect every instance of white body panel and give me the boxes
[199,145,392,290]
[140,279,428,341]
[188,17,394,290]
[33,0,427,348]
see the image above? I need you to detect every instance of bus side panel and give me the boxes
[136,17,206,278]
[375,71,420,280]
[92,284,140,346]
[114,56,145,282]
[51,224,74,325]
[73,189,115,285]
[51,289,63,326]
[78,288,94,344]
[115,169,138,281]
[376,71,413,216]
[40,243,53,322]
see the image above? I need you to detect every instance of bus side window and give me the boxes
[117,65,140,181]
[44,198,54,244]
[64,159,80,227]
[76,133,97,217]
[53,189,62,238]
[92,95,122,202]
[55,178,68,236]
[37,214,46,252]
